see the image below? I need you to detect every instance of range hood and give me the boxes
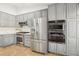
[19,21,27,27]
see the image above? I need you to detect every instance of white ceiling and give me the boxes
[0,3,51,15]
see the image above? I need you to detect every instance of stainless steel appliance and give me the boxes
[48,20,65,43]
[16,32,24,44]
[16,32,29,44]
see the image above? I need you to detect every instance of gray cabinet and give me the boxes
[67,3,77,19]
[67,37,77,56]
[27,13,34,27]
[48,3,66,20]
[31,40,40,52]
[76,21,79,55]
[34,11,41,18]
[19,15,24,22]
[48,42,56,53]
[77,3,79,19]
[0,12,16,27]
[24,34,31,47]
[48,4,56,20]
[56,43,66,55]
[3,34,16,46]
[48,42,66,55]
[15,15,20,27]
[67,19,77,55]
[41,9,47,17]
[56,3,66,20]
[23,14,28,21]
[39,40,47,53]
[0,35,4,46]
[9,15,16,27]
[0,12,8,26]
[0,34,16,47]
[31,40,47,53]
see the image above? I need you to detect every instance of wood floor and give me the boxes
[0,44,57,56]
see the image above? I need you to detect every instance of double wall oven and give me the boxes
[48,20,66,43]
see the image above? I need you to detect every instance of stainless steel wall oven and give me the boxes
[48,20,65,43]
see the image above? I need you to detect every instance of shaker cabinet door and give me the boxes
[41,9,47,17]
[0,36,4,46]
[0,12,8,26]
[48,4,56,20]
[31,40,40,52]
[76,21,79,55]
[67,19,76,37]
[15,15,20,27]
[10,15,16,27]
[67,19,77,55]
[56,43,66,55]
[77,3,79,19]
[39,41,47,53]
[48,42,56,53]
[67,37,77,56]
[3,35,16,46]
[56,3,66,20]
[24,35,31,47]
[67,3,77,19]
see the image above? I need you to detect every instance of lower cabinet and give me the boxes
[67,37,77,56]
[31,40,40,52]
[0,35,4,46]
[31,40,47,53]
[39,40,47,53]
[56,43,66,55]
[0,34,16,47]
[48,42,56,53]
[24,40,31,47]
[24,35,31,47]
[48,42,66,55]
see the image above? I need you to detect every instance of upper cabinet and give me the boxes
[41,9,48,17]
[0,11,16,27]
[19,15,24,22]
[27,13,34,27]
[48,4,56,21]
[9,15,16,27]
[77,3,79,19]
[48,3,66,21]
[56,3,66,20]
[67,3,77,19]
[34,11,41,18]
[15,15,20,27]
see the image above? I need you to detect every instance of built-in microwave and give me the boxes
[48,20,65,30]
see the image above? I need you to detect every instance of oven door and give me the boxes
[48,34,65,43]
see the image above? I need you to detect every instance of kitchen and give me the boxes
[0,3,79,56]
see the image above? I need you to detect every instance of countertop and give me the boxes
[0,27,31,35]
